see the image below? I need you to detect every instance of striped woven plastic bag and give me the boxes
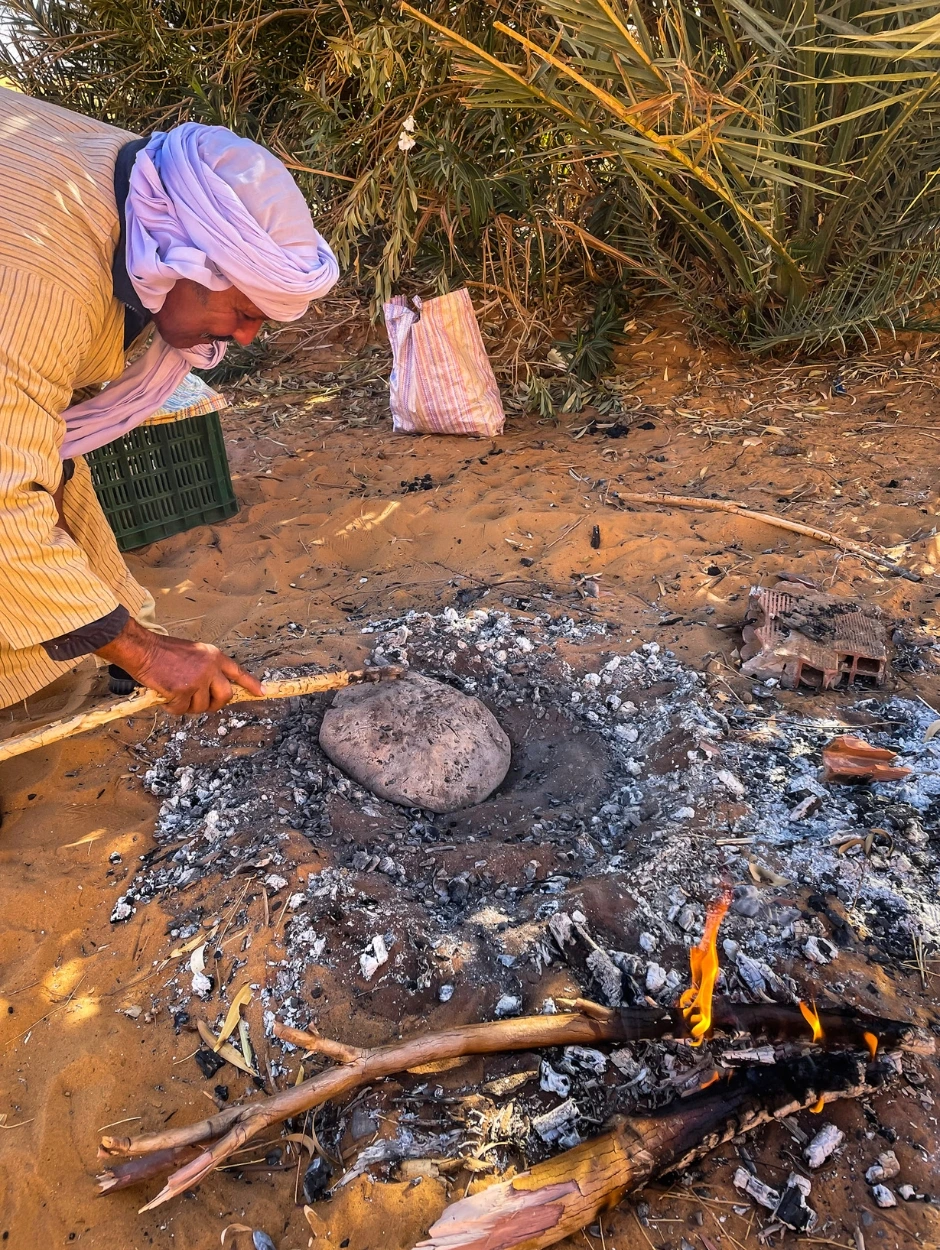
[384,289,505,436]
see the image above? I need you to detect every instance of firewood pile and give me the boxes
[102,606,940,1241]
[100,906,933,1244]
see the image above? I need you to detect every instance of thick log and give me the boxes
[683,1001,913,1051]
[99,1000,920,1210]
[417,1054,877,1250]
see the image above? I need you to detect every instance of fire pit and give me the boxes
[105,606,940,1232]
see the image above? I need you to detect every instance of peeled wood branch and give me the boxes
[98,1001,921,1209]
[0,665,405,764]
[416,1053,879,1250]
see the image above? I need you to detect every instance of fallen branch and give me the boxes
[98,999,922,1208]
[416,1052,880,1250]
[616,492,922,582]
[273,1021,367,1064]
[97,1146,202,1195]
[102,1012,636,1162]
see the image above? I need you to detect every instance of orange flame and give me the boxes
[799,1000,824,1044]
[679,893,731,1046]
[863,1030,879,1060]
[810,1096,826,1114]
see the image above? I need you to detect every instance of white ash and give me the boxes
[360,934,390,982]
[898,1184,923,1201]
[803,935,838,965]
[540,1061,570,1096]
[494,994,522,1018]
[804,1122,844,1168]
[531,1098,581,1145]
[336,1127,461,1188]
[558,1047,607,1077]
[733,1166,780,1210]
[107,607,939,1097]
[866,1150,900,1183]
[645,963,667,994]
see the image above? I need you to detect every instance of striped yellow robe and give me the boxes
[0,87,154,708]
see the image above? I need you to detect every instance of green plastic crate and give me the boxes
[87,411,238,551]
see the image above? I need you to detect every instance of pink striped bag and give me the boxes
[384,289,505,437]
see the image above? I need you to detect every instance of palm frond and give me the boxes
[2,0,940,353]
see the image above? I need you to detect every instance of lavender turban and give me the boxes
[126,124,339,318]
[62,124,339,457]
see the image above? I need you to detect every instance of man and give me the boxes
[0,88,339,716]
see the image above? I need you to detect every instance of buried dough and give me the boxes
[318,672,511,813]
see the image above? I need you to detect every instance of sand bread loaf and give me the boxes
[319,671,511,812]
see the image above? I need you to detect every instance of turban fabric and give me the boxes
[62,124,339,457]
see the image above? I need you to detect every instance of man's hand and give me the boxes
[97,619,264,715]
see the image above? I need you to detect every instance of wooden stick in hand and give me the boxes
[0,665,404,764]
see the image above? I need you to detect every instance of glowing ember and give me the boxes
[810,1096,826,1114]
[799,1000,824,1044]
[679,893,731,1046]
[863,1030,879,1060]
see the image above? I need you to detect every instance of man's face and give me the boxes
[153,278,266,349]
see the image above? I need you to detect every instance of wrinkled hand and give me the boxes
[97,619,263,715]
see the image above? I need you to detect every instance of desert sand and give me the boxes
[2,309,940,1248]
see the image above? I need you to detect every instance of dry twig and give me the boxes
[616,492,922,582]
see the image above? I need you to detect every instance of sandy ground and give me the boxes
[2,308,940,1249]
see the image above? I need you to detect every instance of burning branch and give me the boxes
[98,1000,923,1206]
[415,1053,881,1250]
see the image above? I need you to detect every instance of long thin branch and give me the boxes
[0,664,404,763]
[102,1012,639,1159]
[99,1001,921,1209]
[616,491,923,581]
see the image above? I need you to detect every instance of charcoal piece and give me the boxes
[732,1166,779,1210]
[866,1150,900,1183]
[804,1122,843,1168]
[319,672,511,813]
[531,1098,580,1143]
[586,946,624,1007]
[774,1174,817,1233]
[872,1184,897,1208]
[193,1048,226,1079]
[303,1155,333,1202]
